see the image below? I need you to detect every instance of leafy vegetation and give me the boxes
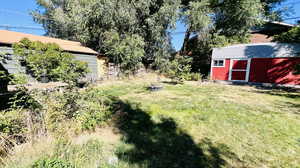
[32,158,74,168]
[33,0,180,72]
[273,26,300,43]
[1,76,299,167]
[13,38,89,83]
[103,31,145,75]
[165,55,193,83]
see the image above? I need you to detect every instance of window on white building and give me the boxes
[213,59,224,67]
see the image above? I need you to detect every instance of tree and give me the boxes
[102,31,145,75]
[179,0,290,75]
[273,26,300,43]
[273,25,300,75]
[181,0,263,54]
[261,0,290,21]
[13,38,89,83]
[32,0,181,73]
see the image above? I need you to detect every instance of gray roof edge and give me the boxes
[213,42,300,50]
[212,42,300,59]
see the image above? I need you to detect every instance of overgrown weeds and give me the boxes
[0,85,115,164]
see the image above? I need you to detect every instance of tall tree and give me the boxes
[32,0,180,71]
[181,0,263,54]
[261,0,289,21]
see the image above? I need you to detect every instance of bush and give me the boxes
[165,55,192,83]
[76,89,114,130]
[31,158,74,168]
[0,110,27,159]
[9,73,28,85]
[187,73,203,81]
[40,87,114,132]
[0,110,26,136]
[13,38,89,83]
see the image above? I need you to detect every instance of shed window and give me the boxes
[213,60,224,67]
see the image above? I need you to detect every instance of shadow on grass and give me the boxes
[253,89,300,99]
[111,98,243,168]
[161,81,180,85]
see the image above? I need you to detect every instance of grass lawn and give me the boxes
[96,78,300,168]
[4,76,300,168]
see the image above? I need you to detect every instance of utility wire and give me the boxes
[283,16,300,20]
[0,25,44,30]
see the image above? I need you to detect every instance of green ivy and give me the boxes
[13,38,89,83]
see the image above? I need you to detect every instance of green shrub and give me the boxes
[165,55,192,84]
[273,26,300,43]
[0,110,26,136]
[9,73,28,85]
[187,73,203,81]
[0,110,26,159]
[76,89,113,130]
[42,87,114,132]
[13,38,89,83]
[31,158,74,168]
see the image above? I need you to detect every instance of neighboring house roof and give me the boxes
[0,30,98,55]
[250,33,273,43]
[264,20,295,28]
[252,21,295,36]
[212,43,300,59]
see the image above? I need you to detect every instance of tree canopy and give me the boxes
[32,0,288,75]
[273,26,300,43]
[33,0,180,71]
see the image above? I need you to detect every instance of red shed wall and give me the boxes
[249,58,300,85]
[211,59,230,81]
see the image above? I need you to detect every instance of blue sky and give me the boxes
[1,0,300,51]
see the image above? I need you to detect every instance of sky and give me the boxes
[1,0,300,51]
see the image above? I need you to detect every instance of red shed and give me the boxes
[211,43,300,85]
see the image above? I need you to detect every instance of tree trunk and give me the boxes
[181,28,191,55]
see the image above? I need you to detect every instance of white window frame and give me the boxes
[212,59,225,67]
[229,58,251,82]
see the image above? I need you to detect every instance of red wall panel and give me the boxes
[232,60,248,69]
[249,58,300,85]
[249,58,270,83]
[212,59,230,81]
[231,71,246,81]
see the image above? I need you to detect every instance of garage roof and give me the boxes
[0,30,98,55]
[212,43,300,59]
